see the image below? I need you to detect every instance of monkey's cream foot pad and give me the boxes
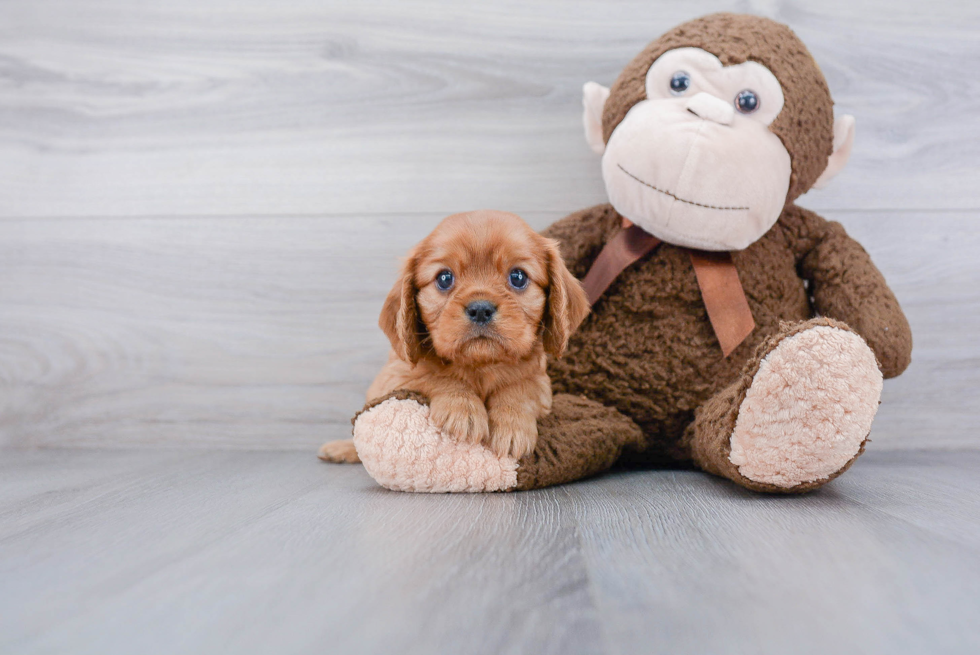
[353,397,519,493]
[729,325,884,488]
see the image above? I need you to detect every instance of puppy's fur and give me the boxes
[319,210,589,463]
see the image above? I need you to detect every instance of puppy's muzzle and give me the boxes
[465,300,496,326]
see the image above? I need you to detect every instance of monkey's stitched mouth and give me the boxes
[617,164,749,211]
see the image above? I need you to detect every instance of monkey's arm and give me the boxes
[541,203,622,279]
[782,206,912,378]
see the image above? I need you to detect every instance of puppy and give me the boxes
[319,210,590,463]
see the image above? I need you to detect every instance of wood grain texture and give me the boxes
[1,449,978,654]
[0,0,978,218]
[1,212,976,450]
[565,452,980,655]
[0,0,977,450]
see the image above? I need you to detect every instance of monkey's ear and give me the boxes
[812,115,856,190]
[378,252,424,365]
[582,82,610,155]
[542,238,591,358]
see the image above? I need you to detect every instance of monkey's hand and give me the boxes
[795,211,913,378]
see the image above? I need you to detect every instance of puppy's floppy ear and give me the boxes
[542,237,591,358]
[379,249,424,365]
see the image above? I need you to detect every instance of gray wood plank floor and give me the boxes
[1,448,978,655]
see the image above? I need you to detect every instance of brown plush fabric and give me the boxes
[790,218,913,378]
[543,203,912,476]
[514,394,643,490]
[683,317,868,494]
[601,13,834,203]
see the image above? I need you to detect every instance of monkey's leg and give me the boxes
[515,394,643,490]
[686,318,882,493]
[349,391,641,492]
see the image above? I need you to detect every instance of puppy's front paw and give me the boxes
[429,394,490,445]
[318,439,361,463]
[488,409,538,459]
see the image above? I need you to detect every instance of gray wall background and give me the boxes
[1,0,977,450]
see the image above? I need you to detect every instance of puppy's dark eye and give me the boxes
[669,71,691,95]
[735,89,759,113]
[435,269,454,291]
[508,268,529,290]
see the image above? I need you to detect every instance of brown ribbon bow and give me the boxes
[580,222,755,357]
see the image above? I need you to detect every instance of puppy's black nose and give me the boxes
[465,300,496,325]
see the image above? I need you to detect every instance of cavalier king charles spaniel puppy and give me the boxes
[319,210,589,463]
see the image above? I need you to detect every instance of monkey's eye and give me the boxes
[435,269,455,291]
[669,71,691,95]
[735,89,760,113]
[508,268,529,290]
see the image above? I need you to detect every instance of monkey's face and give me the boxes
[599,48,792,251]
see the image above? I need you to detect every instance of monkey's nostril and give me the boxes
[685,92,734,126]
[465,301,497,325]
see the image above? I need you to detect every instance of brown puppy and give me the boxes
[319,210,589,463]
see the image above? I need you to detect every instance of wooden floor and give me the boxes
[1,448,978,654]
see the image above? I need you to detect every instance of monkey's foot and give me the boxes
[728,321,883,489]
[352,392,519,493]
[350,391,641,493]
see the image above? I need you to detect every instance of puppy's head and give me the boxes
[379,210,590,365]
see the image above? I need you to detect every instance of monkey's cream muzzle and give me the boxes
[601,96,791,251]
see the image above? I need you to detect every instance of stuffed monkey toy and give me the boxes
[330,13,912,494]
